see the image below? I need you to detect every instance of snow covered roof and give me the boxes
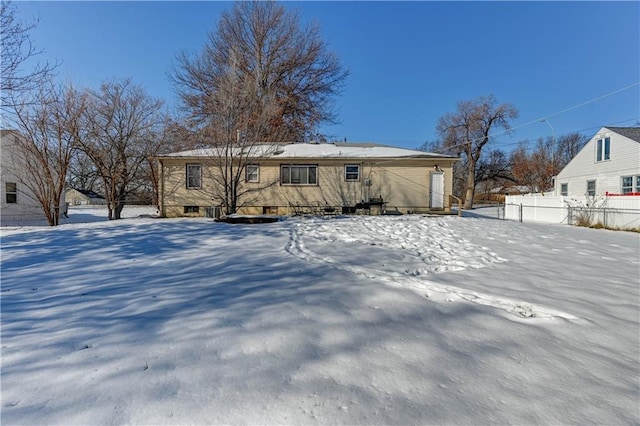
[159,142,457,160]
[69,188,105,199]
[489,185,533,194]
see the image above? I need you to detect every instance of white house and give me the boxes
[554,126,640,197]
[0,130,66,225]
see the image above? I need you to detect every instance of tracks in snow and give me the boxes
[285,217,578,322]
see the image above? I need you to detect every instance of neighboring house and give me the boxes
[483,185,535,202]
[66,188,106,205]
[0,130,66,224]
[157,142,458,217]
[554,126,640,197]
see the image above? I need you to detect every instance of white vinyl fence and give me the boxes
[504,195,640,230]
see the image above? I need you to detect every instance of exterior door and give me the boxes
[429,172,444,209]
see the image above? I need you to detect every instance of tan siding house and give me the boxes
[66,188,106,205]
[157,142,458,217]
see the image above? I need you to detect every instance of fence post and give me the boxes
[519,203,523,223]
[568,206,572,225]
[448,194,463,217]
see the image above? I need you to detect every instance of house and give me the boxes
[505,126,640,228]
[554,126,640,197]
[66,188,106,205]
[156,142,458,217]
[485,185,534,202]
[0,130,66,224]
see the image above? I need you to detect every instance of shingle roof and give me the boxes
[72,188,105,199]
[604,127,640,143]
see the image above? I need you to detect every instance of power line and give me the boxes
[333,81,640,150]
[493,116,640,151]
[507,81,640,137]
[433,82,640,152]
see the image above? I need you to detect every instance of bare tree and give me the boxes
[78,79,165,219]
[1,1,56,116]
[10,82,86,225]
[172,0,348,142]
[437,95,518,209]
[419,139,464,198]
[474,148,514,198]
[171,1,347,214]
[67,150,102,193]
[143,117,178,208]
[510,132,588,193]
[556,132,588,166]
[419,140,512,200]
[510,142,542,193]
[185,62,284,215]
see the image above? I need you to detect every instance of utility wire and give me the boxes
[335,82,640,150]
[507,82,640,137]
[444,82,640,151]
[493,116,640,151]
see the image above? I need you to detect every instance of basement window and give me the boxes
[184,206,200,214]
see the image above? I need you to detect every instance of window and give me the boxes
[184,206,199,214]
[5,182,17,203]
[246,165,259,183]
[560,183,568,196]
[586,180,596,196]
[280,165,318,185]
[621,175,640,194]
[345,164,360,181]
[186,164,201,189]
[596,137,610,162]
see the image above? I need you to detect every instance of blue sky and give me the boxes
[14,1,640,151]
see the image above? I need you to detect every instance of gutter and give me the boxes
[159,158,165,217]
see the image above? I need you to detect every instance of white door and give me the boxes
[429,172,444,209]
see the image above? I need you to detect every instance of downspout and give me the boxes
[159,158,165,217]
[363,162,371,203]
[363,158,407,203]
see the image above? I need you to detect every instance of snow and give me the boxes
[160,142,452,160]
[1,206,639,424]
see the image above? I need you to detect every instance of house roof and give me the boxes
[604,126,640,143]
[159,142,457,160]
[70,188,105,199]
[489,185,533,194]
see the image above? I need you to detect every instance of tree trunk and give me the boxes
[114,202,125,220]
[45,209,54,226]
[53,206,59,226]
[464,158,476,209]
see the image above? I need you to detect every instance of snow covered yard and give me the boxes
[1,208,639,425]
